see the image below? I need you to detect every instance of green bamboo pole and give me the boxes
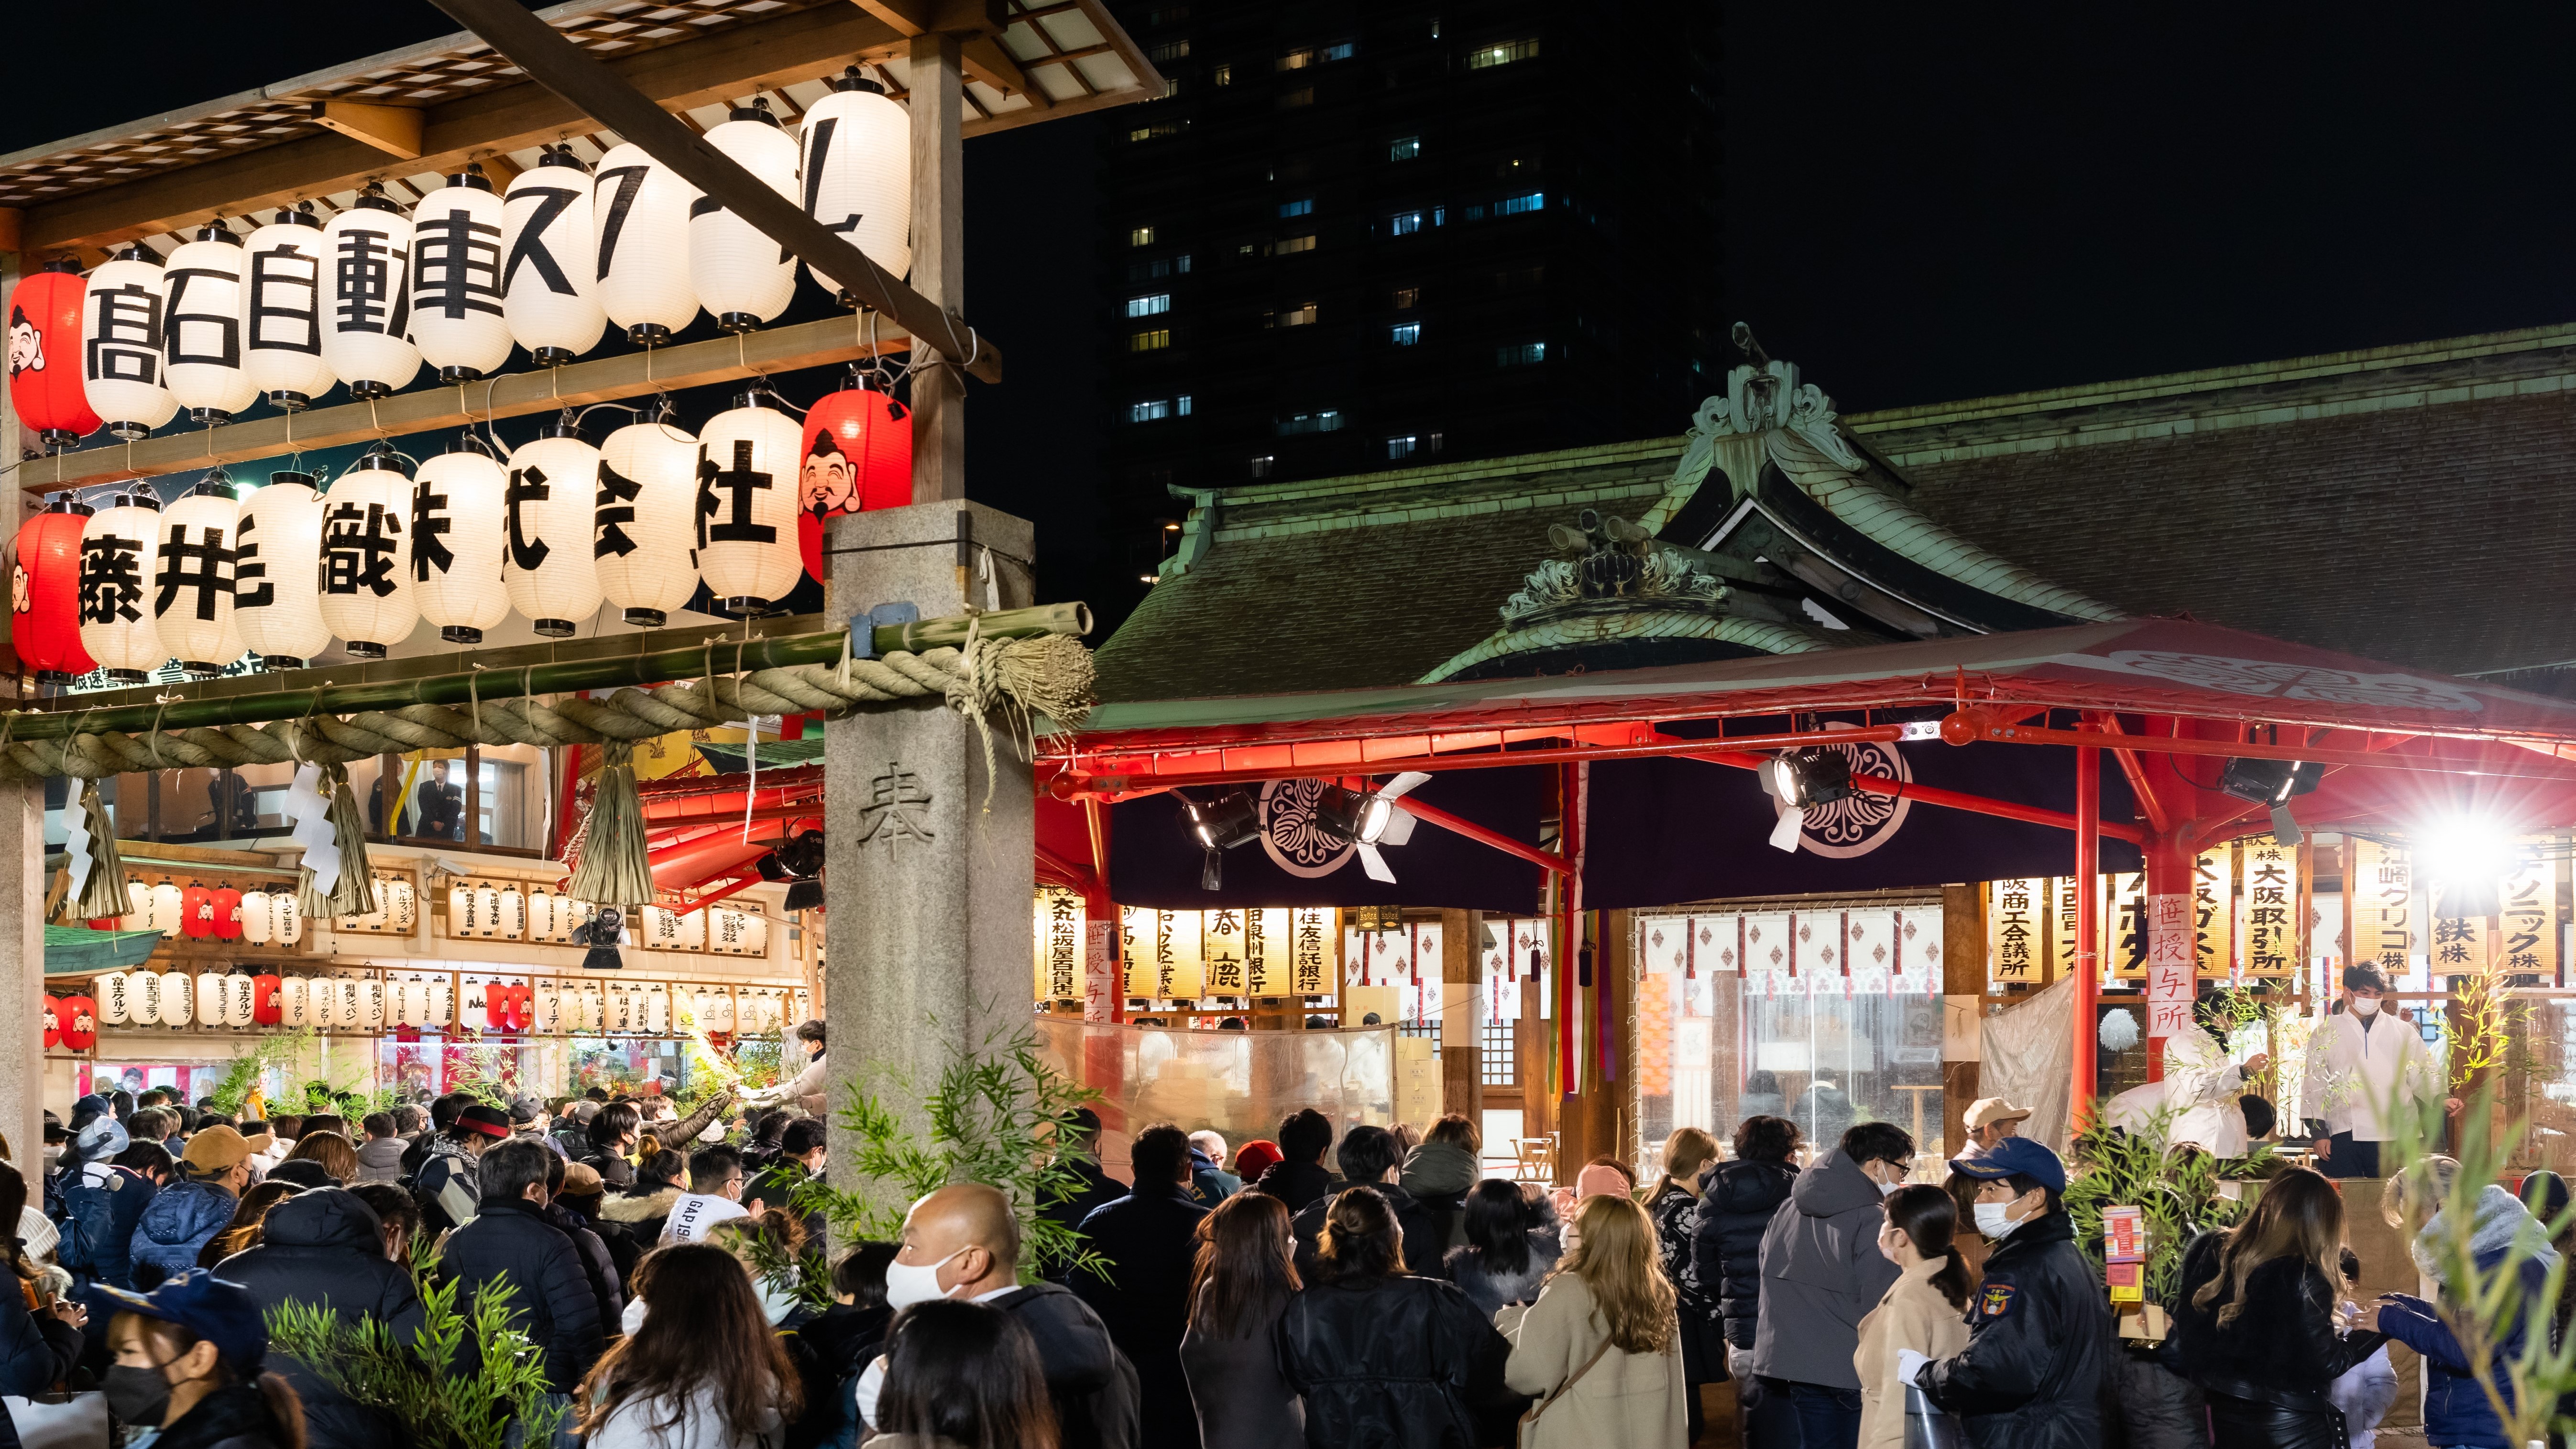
[8,602,1088,742]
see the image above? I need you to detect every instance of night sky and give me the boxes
[11,4,2576,615]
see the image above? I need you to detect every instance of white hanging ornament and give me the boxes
[694,397,803,615]
[321,185,419,399]
[384,875,418,932]
[358,978,386,1029]
[334,977,364,1030]
[81,244,180,439]
[409,168,511,383]
[678,904,706,953]
[225,974,257,1028]
[575,984,603,1032]
[147,881,185,937]
[411,446,510,644]
[449,880,478,935]
[153,476,244,676]
[503,418,603,636]
[800,69,914,300]
[131,968,162,1025]
[272,892,304,946]
[526,885,560,942]
[503,147,604,364]
[592,142,699,346]
[232,473,332,669]
[691,99,798,332]
[239,889,274,944]
[241,204,337,411]
[95,972,130,1025]
[162,223,258,423]
[497,884,525,940]
[157,969,193,1027]
[122,881,149,932]
[78,493,166,684]
[742,910,769,958]
[644,984,669,1034]
[396,977,423,1028]
[194,970,228,1026]
[535,983,564,1035]
[318,444,417,657]
[607,983,632,1033]
[425,976,454,1027]
[459,978,487,1033]
[593,415,702,627]
[475,879,503,936]
[705,988,735,1034]
[278,976,308,1027]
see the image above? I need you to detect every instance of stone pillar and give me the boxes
[822,501,1035,1158]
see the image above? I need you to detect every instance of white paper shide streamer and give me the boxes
[592,143,698,346]
[503,149,604,364]
[690,100,798,332]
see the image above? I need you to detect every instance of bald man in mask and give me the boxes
[855,1183,1140,1449]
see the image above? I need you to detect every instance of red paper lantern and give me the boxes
[7,262,99,448]
[182,884,215,938]
[60,995,96,1051]
[212,887,243,940]
[486,982,511,1030]
[798,384,910,537]
[253,973,283,1024]
[41,994,60,1049]
[505,982,533,1032]
[12,497,97,683]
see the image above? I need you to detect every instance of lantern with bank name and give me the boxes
[321,187,419,400]
[592,143,697,346]
[318,446,417,658]
[690,100,798,332]
[9,262,100,447]
[82,246,179,440]
[799,70,914,301]
[503,148,604,365]
[594,416,701,627]
[232,473,331,669]
[410,169,511,384]
[695,397,802,615]
[79,492,165,683]
[14,497,98,682]
[162,224,257,423]
[154,477,243,676]
[412,445,511,644]
[241,206,336,411]
[505,419,605,635]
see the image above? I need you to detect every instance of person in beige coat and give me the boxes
[1854,1184,1974,1449]
[1503,1193,1689,1449]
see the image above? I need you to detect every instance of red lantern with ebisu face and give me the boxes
[11,496,97,683]
[7,262,100,449]
[796,383,912,580]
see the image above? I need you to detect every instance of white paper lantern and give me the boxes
[448,881,476,935]
[321,189,419,399]
[705,988,735,1034]
[384,876,418,932]
[318,447,417,657]
[96,972,130,1025]
[278,976,307,1027]
[472,880,501,936]
[162,225,259,423]
[526,885,560,943]
[694,400,804,615]
[78,494,166,683]
[800,72,914,299]
[592,143,699,346]
[640,904,679,950]
[123,881,149,932]
[272,892,303,946]
[131,968,163,1025]
[158,969,194,1027]
[147,881,185,937]
[459,978,487,1032]
[395,977,422,1028]
[359,978,385,1029]
[334,977,363,1029]
[503,149,605,364]
[691,102,798,331]
[575,985,602,1032]
[408,448,510,644]
[678,904,706,953]
[195,970,228,1023]
[426,976,453,1027]
[644,984,669,1034]
[606,983,631,1034]
[535,984,563,1035]
[226,974,257,1028]
[594,418,702,627]
[241,207,338,411]
[81,246,180,439]
[153,480,244,674]
[410,171,511,383]
[503,425,603,635]
[497,885,525,940]
[233,474,332,669]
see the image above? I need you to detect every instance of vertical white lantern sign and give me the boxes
[594,417,702,627]
[412,446,511,643]
[409,169,511,383]
[82,246,180,439]
[694,398,803,615]
[241,206,337,411]
[153,477,242,675]
[503,148,604,364]
[592,143,698,346]
[78,492,165,682]
[800,70,914,300]
[321,187,419,399]
[504,420,603,636]
[162,224,258,423]
[318,446,417,658]
[690,100,798,332]
[233,473,332,669]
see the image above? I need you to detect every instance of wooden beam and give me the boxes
[0,209,20,253]
[848,0,1006,36]
[962,34,1043,103]
[910,32,967,501]
[310,101,425,160]
[18,311,911,493]
[428,0,1003,384]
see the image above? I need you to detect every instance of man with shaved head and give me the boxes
[855,1182,1140,1449]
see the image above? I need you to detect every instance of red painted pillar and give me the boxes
[2072,744,2100,1120]
[2140,831,2198,1083]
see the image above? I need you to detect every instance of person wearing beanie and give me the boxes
[415,1104,511,1234]
[1232,1139,1284,1187]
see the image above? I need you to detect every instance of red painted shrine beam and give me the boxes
[1675,750,2148,845]
[1375,793,1573,877]
[1942,707,2576,781]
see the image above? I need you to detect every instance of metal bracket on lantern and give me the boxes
[847,601,921,660]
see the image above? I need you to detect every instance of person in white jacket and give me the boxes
[2105,1010,2267,1156]
[577,1241,800,1449]
[742,1021,827,1116]
[2300,965,2457,1178]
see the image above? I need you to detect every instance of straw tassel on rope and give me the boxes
[67,781,131,922]
[567,739,655,909]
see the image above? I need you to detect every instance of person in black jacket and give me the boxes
[1287,1126,1442,1279]
[1909,1138,2108,1449]
[0,1161,82,1396]
[2171,1167,2386,1449]
[398,1093,471,1180]
[97,1273,305,1449]
[579,1103,643,1190]
[537,1153,624,1336]
[215,1188,424,1449]
[1042,1109,1130,1251]
[1246,1109,1336,1215]
[1073,1124,1213,1449]
[746,1117,830,1248]
[1443,1179,1562,1318]
[1692,1113,1799,1393]
[437,1140,604,1400]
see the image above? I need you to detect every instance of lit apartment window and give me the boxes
[1129,329,1172,352]
[1321,43,1354,61]
[1128,121,1186,142]
[1174,254,1193,274]
[1496,341,1546,366]
[1149,38,1190,62]
[1278,47,1315,70]
[1392,286,1420,308]
[1389,136,1421,161]
[1126,294,1173,318]
[1387,435,1418,460]
[1176,395,1193,416]
[1275,411,1343,435]
[1129,226,1156,247]
[1249,455,1275,477]
[1469,38,1540,68]
[1279,87,1314,109]
[1279,198,1313,218]
[1267,303,1318,328]
[1275,234,1316,254]
[1129,400,1173,423]
[1389,211,1423,236]
[1494,191,1545,216]
[1213,63,1231,85]
[1389,323,1421,345]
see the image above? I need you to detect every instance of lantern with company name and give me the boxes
[79,492,165,682]
[241,205,337,411]
[410,169,511,383]
[163,224,257,423]
[504,418,604,636]
[695,397,802,615]
[233,472,331,669]
[14,497,97,682]
[318,445,417,658]
[691,100,797,332]
[154,477,243,676]
[594,416,701,627]
[9,262,99,447]
[592,143,697,346]
[321,186,419,400]
[413,444,511,644]
[504,147,603,364]
[799,70,914,301]
[82,246,179,440]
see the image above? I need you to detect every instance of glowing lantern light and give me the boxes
[359,979,386,1029]
[536,985,564,1034]
[9,261,100,447]
[162,223,258,423]
[13,497,99,682]
[251,973,280,1027]
[407,444,513,645]
[79,493,166,684]
[695,397,803,615]
[273,891,303,945]
[233,473,332,670]
[241,205,337,411]
[318,444,417,658]
[61,995,97,1051]
[211,886,242,940]
[321,186,419,400]
[395,977,424,1028]
[800,70,914,301]
[594,414,701,627]
[497,885,525,939]
[132,968,163,1025]
[82,245,180,440]
[154,476,243,676]
[592,143,698,347]
[691,100,798,333]
[241,892,274,945]
[194,972,226,1025]
[504,147,604,365]
[426,976,453,1026]
[96,972,130,1025]
[678,905,706,953]
[41,994,60,1050]
[504,419,603,636]
[158,969,193,1027]
[644,984,670,1034]
[182,885,216,939]
[798,384,912,574]
[224,973,255,1028]
[123,880,149,932]
[410,168,511,383]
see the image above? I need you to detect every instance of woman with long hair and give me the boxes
[1181,1191,1304,1449]
[1445,1179,1560,1318]
[1853,1185,1972,1449]
[1504,1193,1688,1448]
[1277,1186,1513,1446]
[2173,1165,2388,1449]
[579,1243,803,1449]
[198,1181,303,1268]
[1645,1127,1723,1439]
[101,1272,307,1449]
[0,1162,82,1394]
[279,1132,360,1186]
[869,1299,1058,1449]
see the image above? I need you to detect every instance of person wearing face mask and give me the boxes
[1752,1121,1914,1449]
[855,1182,1140,1449]
[1900,1137,2106,1449]
[747,1118,830,1249]
[2302,966,2457,1180]
[1852,1186,1972,1449]
[97,1272,307,1449]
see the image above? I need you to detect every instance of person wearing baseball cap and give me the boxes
[97,1271,302,1449]
[132,1128,278,1283]
[414,1104,511,1235]
[1959,1098,2033,1159]
[1897,1137,2106,1449]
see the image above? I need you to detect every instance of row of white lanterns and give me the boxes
[85,969,804,1033]
[77,79,910,437]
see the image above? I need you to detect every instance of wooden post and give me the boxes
[1440,908,1480,1120]
[1941,883,1985,1162]
[910,32,968,504]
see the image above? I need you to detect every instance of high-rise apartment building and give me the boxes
[1097,1,1722,589]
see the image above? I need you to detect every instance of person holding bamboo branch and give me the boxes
[2370,1156,2560,1449]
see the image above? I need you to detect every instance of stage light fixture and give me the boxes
[1312,772,1430,882]
[1178,788,1262,891]
[2219,756,2324,845]
[1759,747,1854,854]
